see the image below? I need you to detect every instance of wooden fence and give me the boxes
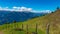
[6,23,50,34]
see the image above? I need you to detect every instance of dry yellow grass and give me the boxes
[0,9,60,34]
[21,9,60,34]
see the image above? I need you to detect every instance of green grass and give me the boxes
[0,14,53,34]
[0,22,45,34]
[0,9,60,34]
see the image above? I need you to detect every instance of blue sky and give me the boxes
[0,0,60,11]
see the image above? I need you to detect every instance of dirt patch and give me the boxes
[0,31,4,34]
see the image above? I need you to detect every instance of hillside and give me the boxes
[20,9,60,34]
[0,9,60,34]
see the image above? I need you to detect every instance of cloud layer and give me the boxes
[32,10,52,13]
[0,6,32,11]
[0,6,51,13]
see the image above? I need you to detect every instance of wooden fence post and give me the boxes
[46,23,50,34]
[22,24,23,30]
[36,23,38,34]
[13,20,16,28]
[6,22,8,30]
[26,24,28,34]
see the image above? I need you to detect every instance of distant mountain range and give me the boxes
[0,10,51,25]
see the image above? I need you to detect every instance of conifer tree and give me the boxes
[57,6,60,10]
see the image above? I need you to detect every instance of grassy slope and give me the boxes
[0,9,60,34]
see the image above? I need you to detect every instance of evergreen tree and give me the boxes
[13,20,16,23]
[57,6,60,10]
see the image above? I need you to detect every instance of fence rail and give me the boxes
[6,23,50,34]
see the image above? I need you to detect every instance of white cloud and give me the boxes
[39,10,51,13]
[13,6,17,9]
[0,7,9,11]
[31,10,51,13]
[0,6,51,13]
[19,7,32,11]
[0,6,32,11]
